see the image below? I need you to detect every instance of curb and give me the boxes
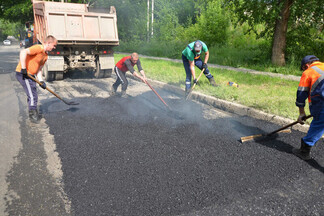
[144,78,310,134]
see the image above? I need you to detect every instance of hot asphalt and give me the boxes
[1,45,324,215]
[43,77,324,216]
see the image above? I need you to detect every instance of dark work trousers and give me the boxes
[302,109,324,146]
[182,54,213,90]
[16,72,38,110]
[112,66,128,91]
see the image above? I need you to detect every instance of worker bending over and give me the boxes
[110,53,146,98]
[16,35,57,122]
[293,55,324,160]
[182,40,217,96]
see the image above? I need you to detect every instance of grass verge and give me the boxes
[114,53,307,121]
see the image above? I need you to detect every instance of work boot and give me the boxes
[29,109,40,123]
[292,139,312,160]
[208,77,218,87]
[110,86,116,96]
[121,90,128,98]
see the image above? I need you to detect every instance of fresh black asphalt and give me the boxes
[42,86,324,216]
[3,45,323,215]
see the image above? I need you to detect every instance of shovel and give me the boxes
[240,115,312,143]
[27,74,79,105]
[185,68,205,100]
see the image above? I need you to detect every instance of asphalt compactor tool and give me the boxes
[240,115,312,143]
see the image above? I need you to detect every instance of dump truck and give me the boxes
[32,0,119,81]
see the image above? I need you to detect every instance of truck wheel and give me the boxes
[43,63,55,81]
[103,69,112,78]
[55,72,64,80]
[94,60,104,78]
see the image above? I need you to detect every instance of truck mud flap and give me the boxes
[99,54,114,70]
[47,56,64,72]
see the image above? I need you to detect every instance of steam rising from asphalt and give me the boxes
[41,73,277,141]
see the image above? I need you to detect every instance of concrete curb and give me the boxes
[144,78,310,134]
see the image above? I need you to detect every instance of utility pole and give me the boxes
[147,0,150,42]
[151,0,154,38]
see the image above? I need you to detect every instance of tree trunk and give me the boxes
[271,0,294,66]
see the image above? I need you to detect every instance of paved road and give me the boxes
[1,45,323,215]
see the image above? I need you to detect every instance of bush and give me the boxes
[178,0,230,46]
[115,39,187,59]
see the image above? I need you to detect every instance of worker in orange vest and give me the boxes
[16,35,57,122]
[293,55,324,160]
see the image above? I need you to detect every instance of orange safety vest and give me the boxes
[296,61,324,117]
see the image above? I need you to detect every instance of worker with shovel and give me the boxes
[182,40,217,97]
[110,53,147,98]
[293,55,324,160]
[15,35,57,123]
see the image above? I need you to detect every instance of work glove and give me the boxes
[39,81,47,90]
[202,63,208,70]
[21,68,28,80]
[193,78,198,84]
[297,114,306,125]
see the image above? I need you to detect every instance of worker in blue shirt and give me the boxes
[293,55,324,160]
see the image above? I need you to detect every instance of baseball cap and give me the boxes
[300,55,319,70]
[194,41,202,52]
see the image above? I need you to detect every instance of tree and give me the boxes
[0,0,85,24]
[0,19,24,40]
[0,0,33,24]
[231,0,324,66]
[271,0,293,65]
[181,0,230,46]
[92,0,147,42]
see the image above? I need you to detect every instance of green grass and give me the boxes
[114,53,306,121]
[115,40,303,76]
[208,45,302,76]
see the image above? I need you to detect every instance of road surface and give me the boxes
[1,45,323,216]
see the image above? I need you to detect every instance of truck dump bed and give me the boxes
[33,1,119,45]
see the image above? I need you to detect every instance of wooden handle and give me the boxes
[241,129,292,143]
[267,115,312,135]
[145,80,171,109]
[27,74,66,103]
[185,68,205,100]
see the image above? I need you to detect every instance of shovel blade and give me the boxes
[63,100,79,105]
[67,102,79,105]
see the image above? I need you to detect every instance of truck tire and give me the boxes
[42,63,55,81]
[94,60,104,78]
[103,69,112,78]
